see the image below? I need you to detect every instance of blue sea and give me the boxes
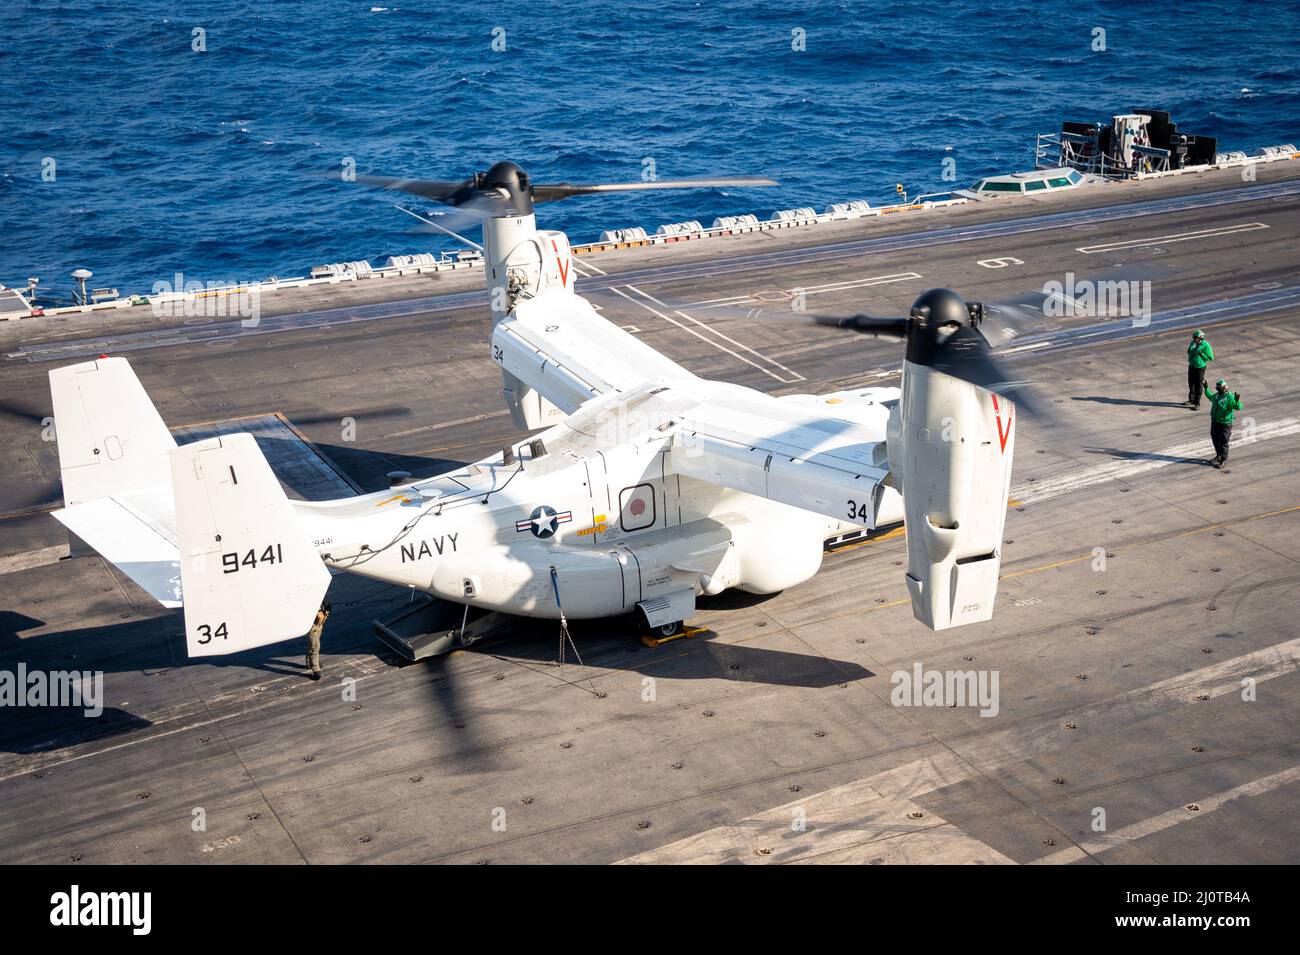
[2,0,1298,298]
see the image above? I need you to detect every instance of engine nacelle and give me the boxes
[484,216,576,429]
[483,216,574,321]
[893,359,1015,630]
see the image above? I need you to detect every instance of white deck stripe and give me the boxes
[621,635,1300,864]
[1013,418,1300,505]
[627,285,807,382]
[606,286,795,384]
[1076,222,1268,254]
[619,772,1014,865]
[685,272,923,308]
[1030,764,1300,864]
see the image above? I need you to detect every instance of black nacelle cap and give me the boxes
[477,160,535,215]
[906,288,971,366]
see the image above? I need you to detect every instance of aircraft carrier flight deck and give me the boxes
[2,157,1299,865]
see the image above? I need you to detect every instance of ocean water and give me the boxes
[2,0,1297,298]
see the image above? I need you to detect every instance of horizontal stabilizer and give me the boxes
[52,492,182,607]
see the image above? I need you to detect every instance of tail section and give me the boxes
[49,357,183,607]
[170,433,330,657]
[48,356,331,656]
[49,357,175,506]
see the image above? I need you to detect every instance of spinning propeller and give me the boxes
[727,288,1041,413]
[352,160,777,229]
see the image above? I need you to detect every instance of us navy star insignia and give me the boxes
[515,505,572,538]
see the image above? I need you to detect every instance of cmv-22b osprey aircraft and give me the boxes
[46,161,1018,664]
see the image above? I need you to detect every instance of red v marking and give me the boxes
[551,239,570,287]
[992,395,1013,453]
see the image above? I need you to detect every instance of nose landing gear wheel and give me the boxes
[657,620,683,638]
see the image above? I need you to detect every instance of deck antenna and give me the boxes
[71,268,93,306]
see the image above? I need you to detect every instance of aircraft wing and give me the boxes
[491,290,695,414]
[494,291,901,528]
[671,383,903,529]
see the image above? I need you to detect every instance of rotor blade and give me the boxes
[980,263,1177,345]
[981,291,1057,345]
[352,175,469,202]
[532,176,777,203]
[932,325,1039,415]
[398,194,500,234]
[809,314,910,339]
[725,301,1043,414]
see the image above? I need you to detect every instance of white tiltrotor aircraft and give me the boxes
[47,162,1016,661]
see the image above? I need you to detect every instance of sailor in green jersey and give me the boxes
[1186,329,1214,409]
[1205,379,1242,468]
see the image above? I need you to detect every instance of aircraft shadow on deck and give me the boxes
[0,607,382,755]
[1083,446,1215,466]
[1071,395,1191,409]
[468,591,876,690]
[309,442,469,494]
[0,612,158,754]
[0,591,870,760]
